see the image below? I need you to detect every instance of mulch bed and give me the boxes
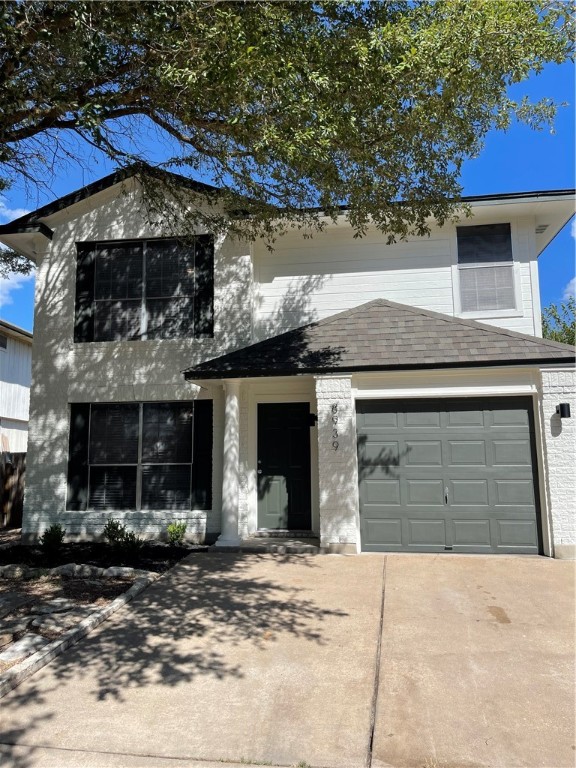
[0,541,198,573]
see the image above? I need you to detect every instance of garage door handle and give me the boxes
[444,487,449,505]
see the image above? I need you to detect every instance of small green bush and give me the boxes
[103,517,127,546]
[39,524,66,554]
[167,521,187,545]
[103,518,144,558]
[119,530,144,556]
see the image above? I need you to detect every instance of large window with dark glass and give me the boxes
[457,224,516,313]
[74,236,214,342]
[66,401,213,511]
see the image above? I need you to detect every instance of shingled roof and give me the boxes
[183,299,574,380]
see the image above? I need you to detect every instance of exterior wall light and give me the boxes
[556,403,571,419]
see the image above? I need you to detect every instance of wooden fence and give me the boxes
[1,452,26,528]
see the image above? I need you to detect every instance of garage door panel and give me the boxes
[406,479,444,505]
[408,519,447,546]
[495,479,535,505]
[492,440,532,466]
[357,397,540,555]
[356,409,398,429]
[496,519,538,547]
[491,408,530,427]
[447,440,486,465]
[452,519,491,546]
[364,518,402,547]
[446,409,485,428]
[450,479,489,505]
[358,439,399,466]
[405,411,441,428]
[405,441,442,466]
[364,479,401,505]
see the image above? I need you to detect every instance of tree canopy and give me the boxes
[542,297,576,347]
[0,0,573,259]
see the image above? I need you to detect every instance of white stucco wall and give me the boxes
[538,367,576,559]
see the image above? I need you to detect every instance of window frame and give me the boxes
[452,221,523,319]
[74,235,214,343]
[66,400,213,512]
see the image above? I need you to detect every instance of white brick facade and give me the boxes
[314,376,360,553]
[538,367,576,559]
[22,184,251,543]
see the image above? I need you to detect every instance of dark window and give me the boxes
[457,224,515,312]
[0,334,6,350]
[74,236,214,342]
[66,400,213,511]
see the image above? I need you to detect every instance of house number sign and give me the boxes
[331,403,339,450]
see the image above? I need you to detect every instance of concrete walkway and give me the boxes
[0,552,573,768]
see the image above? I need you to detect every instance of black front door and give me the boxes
[257,403,312,530]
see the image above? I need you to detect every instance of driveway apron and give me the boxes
[372,554,575,768]
[0,552,385,768]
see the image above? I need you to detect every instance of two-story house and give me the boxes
[0,169,574,557]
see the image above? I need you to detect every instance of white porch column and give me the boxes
[314,375,360,554]
[216,379,242,546]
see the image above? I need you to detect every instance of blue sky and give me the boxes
[0,61,574,333]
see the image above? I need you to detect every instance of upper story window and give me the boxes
[456,224,516,313]
[74,236,214,342]
[0,333,6,350]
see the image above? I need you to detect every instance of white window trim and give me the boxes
[450,220,524,319]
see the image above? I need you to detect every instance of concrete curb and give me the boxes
[0,575,155,699]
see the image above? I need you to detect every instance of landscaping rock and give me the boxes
[0,565,29,579]
[72,564,104,578]
[35,598,79,615]
[22,568,48,581]
[0,592,34,620]
[1,617,39,635]
[0,633,12,649]
[102,566,138,579]
[31,607,94,633]
[50,563,78,578]
[0,633,48,662]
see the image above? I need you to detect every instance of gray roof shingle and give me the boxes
[183,299,575,379]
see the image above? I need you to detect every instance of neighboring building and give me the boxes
[0,319,32,453]
[0,169,574,557]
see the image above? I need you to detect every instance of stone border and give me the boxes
[0,574,156,699]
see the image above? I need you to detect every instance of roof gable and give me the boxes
[0,165,220,236]
[184,299,575,379]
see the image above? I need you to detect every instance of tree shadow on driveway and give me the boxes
[0,552,353,768]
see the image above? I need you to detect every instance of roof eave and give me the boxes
[184,355,575,380]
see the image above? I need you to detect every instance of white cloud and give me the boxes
[0,271,35,309]
[563,276,575,301]
[0,197,30,224]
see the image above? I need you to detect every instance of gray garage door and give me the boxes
[357,398,541,554]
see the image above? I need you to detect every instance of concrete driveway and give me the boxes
[0,552,573,768]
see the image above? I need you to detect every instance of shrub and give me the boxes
[103,517,127,546]
[103,518,144,559]
[119,530,144,557]
[167,521,187,546]
[39,524,66,554]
